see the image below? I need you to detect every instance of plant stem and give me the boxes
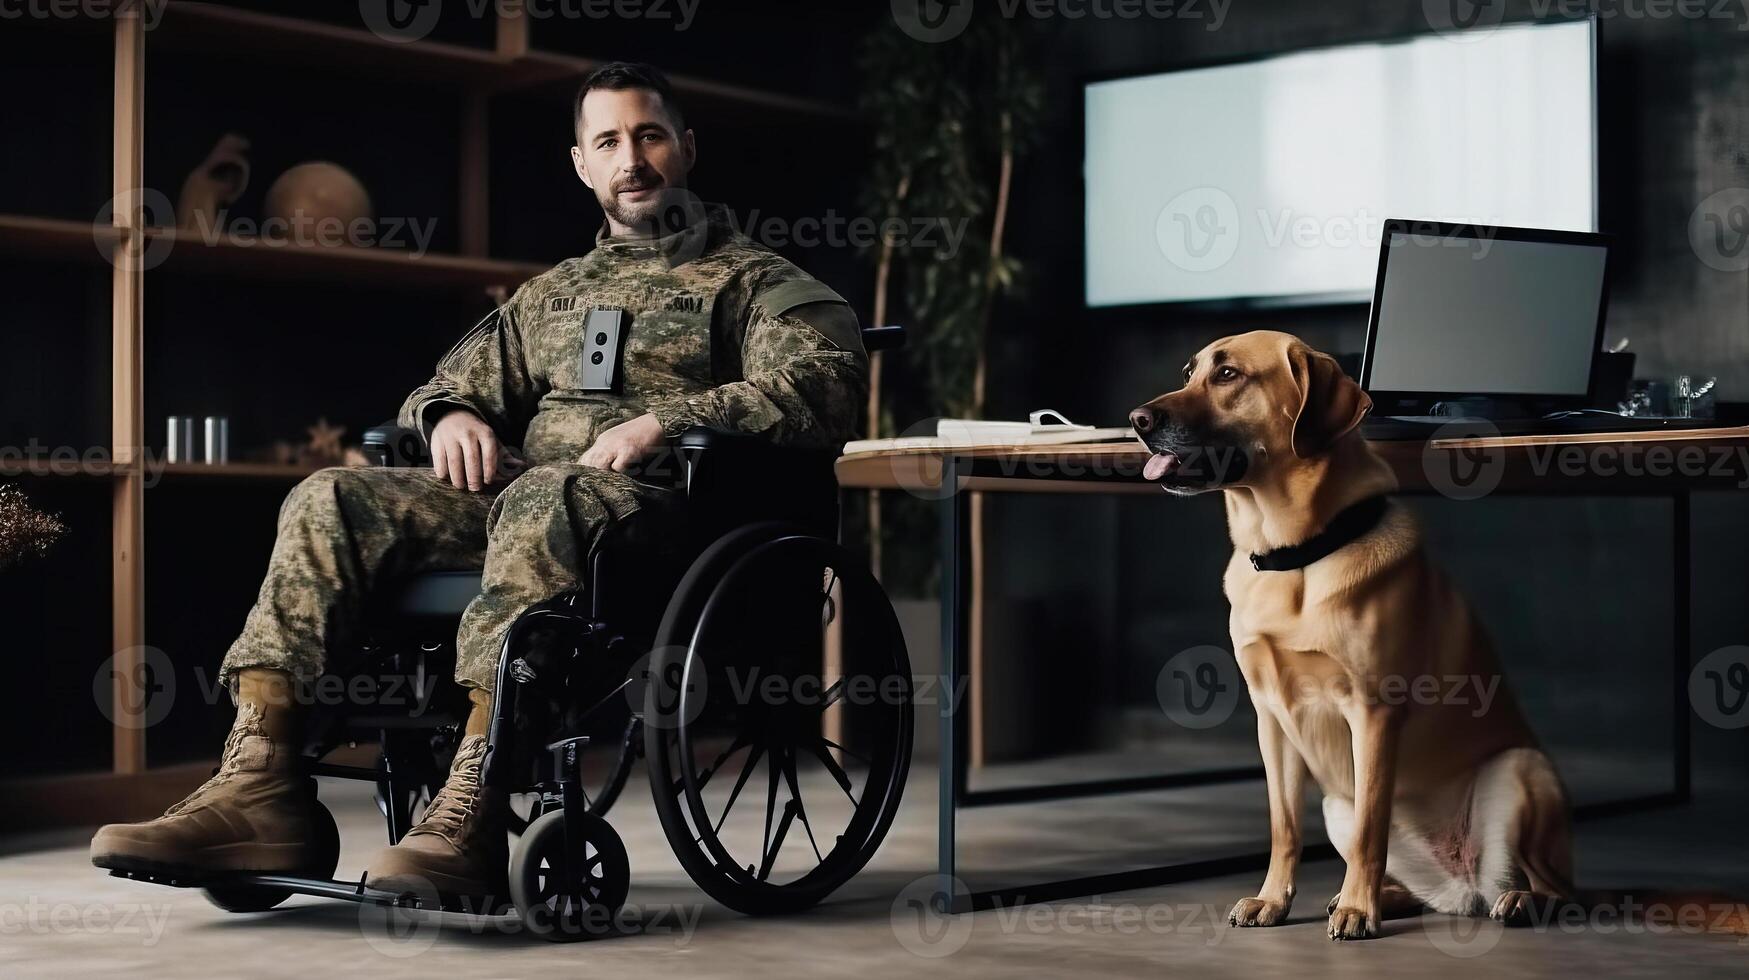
[867,171,912,581]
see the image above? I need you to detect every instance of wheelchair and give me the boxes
[106,326,914,942]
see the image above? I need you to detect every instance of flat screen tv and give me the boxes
[1083,17,1598,310]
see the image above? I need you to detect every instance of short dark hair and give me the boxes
[573,61,686,137]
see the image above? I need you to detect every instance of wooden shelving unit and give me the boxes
[147,2,855,117]
[0,215,548,290]
[0,214,123,266]
[3,2,860,822]
[142,226,549,291]
[156,462,321,482]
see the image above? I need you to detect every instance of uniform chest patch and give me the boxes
[550,296,581,313]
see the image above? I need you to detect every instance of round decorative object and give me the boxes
[262,162,373,229]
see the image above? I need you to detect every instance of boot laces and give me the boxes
[414,739,487,845]
[164,703,268,816]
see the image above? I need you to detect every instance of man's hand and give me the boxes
[579,413,665,473]
[431,409,519,491]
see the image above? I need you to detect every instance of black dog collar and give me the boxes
[1249,495,1390,572]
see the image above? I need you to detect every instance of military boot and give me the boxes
[91,670,319,874]
[364,732,507,897]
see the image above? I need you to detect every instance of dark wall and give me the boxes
[993,2,1748,421]
[968,1,1749,780]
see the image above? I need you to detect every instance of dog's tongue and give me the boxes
[1143,452,1180,481]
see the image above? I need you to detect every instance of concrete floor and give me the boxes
[4,762,1747,979]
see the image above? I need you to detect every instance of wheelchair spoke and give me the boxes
[757,799,799,881]
[820,736,872,768]
[812,678,845,714]
[805,736,859,806]
[690,732,752,794]
[713,741,765,835]
[778,744,824,864]
[760,747,781,868]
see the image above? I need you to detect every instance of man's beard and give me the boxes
[599,174,693,237]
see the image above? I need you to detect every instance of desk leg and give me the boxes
[1673,491,1692,803]
[938,455,969,913]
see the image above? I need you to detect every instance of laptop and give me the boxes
[1358,219,1725,439]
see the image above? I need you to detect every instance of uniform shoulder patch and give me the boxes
[755,278,848,319]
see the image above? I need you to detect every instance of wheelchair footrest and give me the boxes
[104,867,514,915]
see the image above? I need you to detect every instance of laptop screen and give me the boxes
[1363,227,1610,399]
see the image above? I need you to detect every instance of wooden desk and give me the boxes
[835,427,1749,911]
[837,426,1749,495]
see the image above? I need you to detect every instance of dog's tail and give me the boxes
[1567,888,1749,937]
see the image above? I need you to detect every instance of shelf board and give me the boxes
[148,2,855,119]
[143,226,547,292]
[151,2,514,90]
[0,457,115,480]
[0,214,545,291]
[0,214,121,266]
[0,459,330,483]
[155,462,322,482]
[508,49,858,119]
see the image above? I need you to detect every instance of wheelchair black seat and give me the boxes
[389,570,484,618]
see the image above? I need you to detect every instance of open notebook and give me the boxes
[842,410,1133,455]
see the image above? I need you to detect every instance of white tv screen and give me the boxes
[1084,19,1597,308]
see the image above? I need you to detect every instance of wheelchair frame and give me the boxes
[103,326,914,942]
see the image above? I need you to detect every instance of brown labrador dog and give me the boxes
[1130,330,1574,941]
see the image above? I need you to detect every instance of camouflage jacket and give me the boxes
[400,204,867,468]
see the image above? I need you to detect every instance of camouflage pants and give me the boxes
[219,464,677,692]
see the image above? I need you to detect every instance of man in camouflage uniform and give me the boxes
[91,63,866,900]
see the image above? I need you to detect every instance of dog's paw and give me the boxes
[1227,896,1289,928]
[1489,890,1539,927]
[1327,906,1377,941]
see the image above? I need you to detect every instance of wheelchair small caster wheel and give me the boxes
[202,799,340,913]
[510,809,630,942]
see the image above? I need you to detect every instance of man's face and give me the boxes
[570,87,696,236]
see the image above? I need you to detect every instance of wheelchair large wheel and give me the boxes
[202,799,340,913]
[645,524,912,916]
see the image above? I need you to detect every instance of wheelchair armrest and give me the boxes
[362,425,431,468]
[674,426,840,538]
[861,324,905,352]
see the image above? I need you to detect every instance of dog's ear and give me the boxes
[1288,344,1371,458]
